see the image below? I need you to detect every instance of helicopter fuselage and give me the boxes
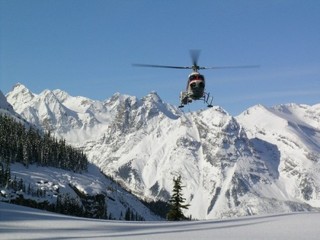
[133,50,257,109]
[179,71,213,108]
[186,72,205,100]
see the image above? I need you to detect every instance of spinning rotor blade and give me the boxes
[190,49,201,66]
[132,63,191,69]
[202,65,260,70]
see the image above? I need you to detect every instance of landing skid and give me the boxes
[205,92,213,108]
[179,92,213,108]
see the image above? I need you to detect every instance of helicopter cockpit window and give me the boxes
[189,75,204,81]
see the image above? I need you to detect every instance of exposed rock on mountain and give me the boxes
[6,84,320,219]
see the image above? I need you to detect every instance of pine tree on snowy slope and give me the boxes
[167,175,190,221]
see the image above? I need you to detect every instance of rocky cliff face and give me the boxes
[6,83,320,219]
[237,104,320,208]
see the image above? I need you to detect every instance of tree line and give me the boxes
[0,114,191,221]
[0,114,88,173]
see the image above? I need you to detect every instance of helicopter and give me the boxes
[133,50,259,108]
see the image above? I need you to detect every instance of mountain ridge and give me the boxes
[5,83,320,219]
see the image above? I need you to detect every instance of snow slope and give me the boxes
[0,89,37,131]
[0,89,26,122]
[1,163,160,221]
[1,88,162,221]
[6,84,320,219]
[1,202,320,240]
[237,104,320,207]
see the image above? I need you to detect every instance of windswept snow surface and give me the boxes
[1,202,320,240]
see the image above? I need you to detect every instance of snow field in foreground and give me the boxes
[1,202,320,240]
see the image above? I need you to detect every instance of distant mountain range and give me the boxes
[4,83,320,219]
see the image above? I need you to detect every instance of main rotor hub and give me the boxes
[192,65,200,72]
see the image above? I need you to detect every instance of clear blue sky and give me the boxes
[1,0,319,115]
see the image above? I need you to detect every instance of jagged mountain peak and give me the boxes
[11,82,30,92]
[107,92,137,102]
[6,83,320,219]
[105,92,138,111]
[194,105,230,119]
[6,83,35,110]
[140,92,179,120]
[105,91,179,121]
[52,89,70,102]
[142,91,162,103]
[50,89,96,114]
[6,86,84,134]
[106,91,163,109]
[239,103,270,117]
[39,89,61,102]
[0,89,36,128]
[9,83,35,99]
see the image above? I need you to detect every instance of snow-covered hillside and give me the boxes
[1,202,320,240]
[0,89,36,129]
[237,104,320,206]
[1,163,160,221]
[1,88,159,220]
[0,89,25,121]
[6,83,320,219]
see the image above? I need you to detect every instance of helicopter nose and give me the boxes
[190,81,205,89]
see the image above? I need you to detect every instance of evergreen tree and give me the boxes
[0,114,88,172]
[125,208,132,221]
[167,175,190,221]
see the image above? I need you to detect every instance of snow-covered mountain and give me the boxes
[0,88,31,125]
[6,83,320,219]
[237,104,320,207]
[1,85,159,221]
